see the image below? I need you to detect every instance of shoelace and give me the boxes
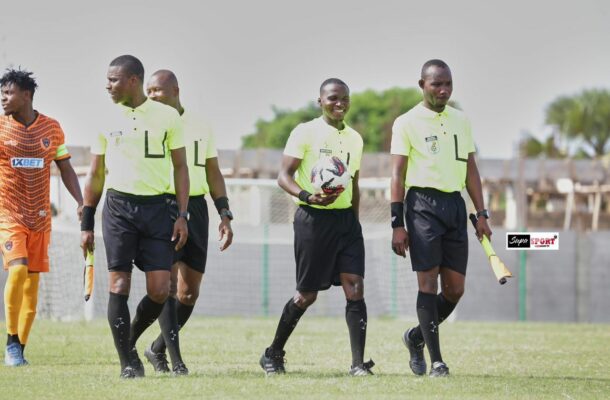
[269,352,286,363]
[264,354,286,372]
[154,353,169,368]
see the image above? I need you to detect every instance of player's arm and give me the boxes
[390,154,409,257]
[206,157,233,251]
[55,158,84,214]
[466,152,492,240]
[351,170,360,220]
[80,154,105,258]
[278,155,339,206]
[171,147,189,250]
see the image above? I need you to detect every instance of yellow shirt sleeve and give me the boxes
[390,117,412,156]
[91,132,107,155]
[283,124,308,159]
[349,133,364,172]
[465,117,476,153]
[206,129,218,159]
[167,113,185,150]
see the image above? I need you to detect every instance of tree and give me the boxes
[241,105,320,149]
[519,131,566,158]
[545,89,610,157]
[241,87,423,151]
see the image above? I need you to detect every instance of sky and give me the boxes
[0,0,608,159]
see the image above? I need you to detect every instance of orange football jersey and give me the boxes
[0,113,70,231]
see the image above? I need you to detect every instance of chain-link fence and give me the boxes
[14,179,419,321]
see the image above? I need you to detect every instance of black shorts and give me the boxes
[293,206,365,292]
[169,195,209,273]
[102,189,175,273]
[405,187,468,274]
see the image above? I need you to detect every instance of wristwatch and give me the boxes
[177,211,190,221]
[220,209,234,221]
[476,209,490,219]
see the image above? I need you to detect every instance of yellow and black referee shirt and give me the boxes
[91,98,185,196]
[167,109,217,197]
[284,116,363,210]
[390,103,475,193]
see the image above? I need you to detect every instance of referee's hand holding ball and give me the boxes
[307,188,343,206]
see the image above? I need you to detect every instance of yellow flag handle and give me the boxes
[480,235,496,258]
[469,214,512,285]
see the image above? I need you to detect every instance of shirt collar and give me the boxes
[119,97,151,113]
[413,102,450,118]
[316,116,350,133]
[7,111,41,128]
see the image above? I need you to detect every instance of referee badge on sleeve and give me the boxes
[425,135,439,154]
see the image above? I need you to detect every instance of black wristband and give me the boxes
[213,196,230,214]
[298,190,312,204]
[391,201,405,228]
[81,206,96,231]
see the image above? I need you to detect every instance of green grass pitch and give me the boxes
[1,317,608,399]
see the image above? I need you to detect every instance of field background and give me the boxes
[1,317,608,399]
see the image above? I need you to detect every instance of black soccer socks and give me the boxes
[6,334,20,346]
[436,293,457,324]
[108,292,131,369]
[129,295,165,349]
[346,299,368,367]
[156,297,183,365]
[416,291,443,364]
[151,300,195,354]
[270,298,305,351]
[410,293,457,344]
[176,301,195,331]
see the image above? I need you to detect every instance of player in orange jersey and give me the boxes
[0,68,83,366]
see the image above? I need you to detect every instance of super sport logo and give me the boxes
[11,158,44,168]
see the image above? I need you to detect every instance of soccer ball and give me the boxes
[310,156,351,195]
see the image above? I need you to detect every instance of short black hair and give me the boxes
[320,78,349,94]
[421,59,450,78]
[0,68,38,98]
[110,55,145,82]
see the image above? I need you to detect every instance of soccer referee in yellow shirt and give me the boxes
[80,55,190,379]
[259,78,374,377]
[143,69,234,374]
[390,59,492,377]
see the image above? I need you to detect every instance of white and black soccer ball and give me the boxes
[310,156,351,195]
